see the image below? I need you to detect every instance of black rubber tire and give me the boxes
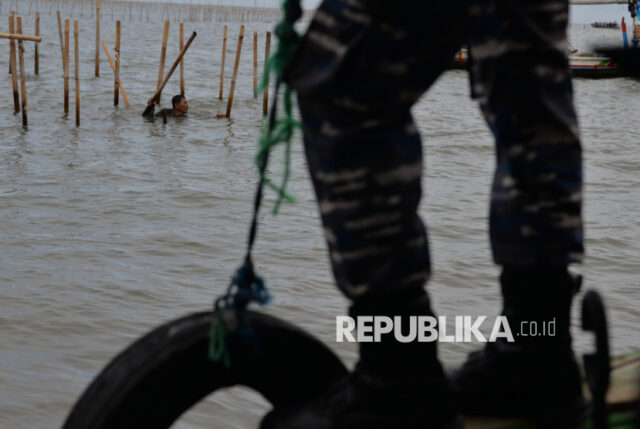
[62,310,348,429]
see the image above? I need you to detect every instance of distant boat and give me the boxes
[591,21,620,29]
[451,48,625,78]
[569,54,624,77]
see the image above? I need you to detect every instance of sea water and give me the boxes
[0,6,638,428]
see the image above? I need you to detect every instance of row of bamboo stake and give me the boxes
[102,19,271,119]
[91,16,271,118]
[5,11,273,128]
[149,22,271,119]
[5,10,44,126]
[3,1,288,24]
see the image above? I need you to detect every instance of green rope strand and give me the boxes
[257,87,300,214]
[256,0,302,215]
[208,309,230,368]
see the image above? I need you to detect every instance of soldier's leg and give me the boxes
[451,0,588,423]
[284,0,470,304]
[262,1,469,428]
[471,0,583,267]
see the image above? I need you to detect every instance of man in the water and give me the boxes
[142,94,188,119]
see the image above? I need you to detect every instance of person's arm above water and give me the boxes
[142,97,157,118]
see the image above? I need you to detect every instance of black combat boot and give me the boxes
[450,266,589,426]
[261,290,462,429]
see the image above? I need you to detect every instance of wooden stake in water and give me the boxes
[225,25,244,118]
[102,40,130,108]
[17,17,27,126]
[34,12,39,74]
[157,20,169,103]
[219,25,227,100]
[57,11,64,69]
[263,31,271,116]
[114,20,120,106]
[180,22,184,96]
[9,11,15,75]
[75,20,80,126]
[253,31,258,97]
[64,19,69,115]
[0,33,42,42]
[0,32,42,41]
[9,13,20,113]
[95,0,100,77]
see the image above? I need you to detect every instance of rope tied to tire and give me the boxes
[209,261,271,367]
[209,0,303,368]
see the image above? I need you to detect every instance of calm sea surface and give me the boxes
[0,4,638,428]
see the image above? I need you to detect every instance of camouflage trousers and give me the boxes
[284,0,584,301]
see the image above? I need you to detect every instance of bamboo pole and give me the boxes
[149,31,197,104]
[95,0,99,77]
[9,14,20,113]
[34,12,39,74]
[179,22,184,95]
[218,24,227,100]
[263,31,271,116]
[253,31,257,97]
[224,25,244,118]
[9,11,14,74]
[57,11,63,69]
[114,20,120,106]
[64,19,69,114]
[75,20,79,126]
[101,40,130,108]
[17,17,27,126]
[0,32,42,42]
[156,20,169,103]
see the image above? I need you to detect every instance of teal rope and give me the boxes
[256,87,300,214]
[208,309,230,367]
[256,0,302,214]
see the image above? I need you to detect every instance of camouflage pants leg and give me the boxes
[469,0,584,267]
[286,0,468,301]
[285,0,583,302]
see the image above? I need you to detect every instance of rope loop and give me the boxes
[231,260,272,309]
[209,260,271,367]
